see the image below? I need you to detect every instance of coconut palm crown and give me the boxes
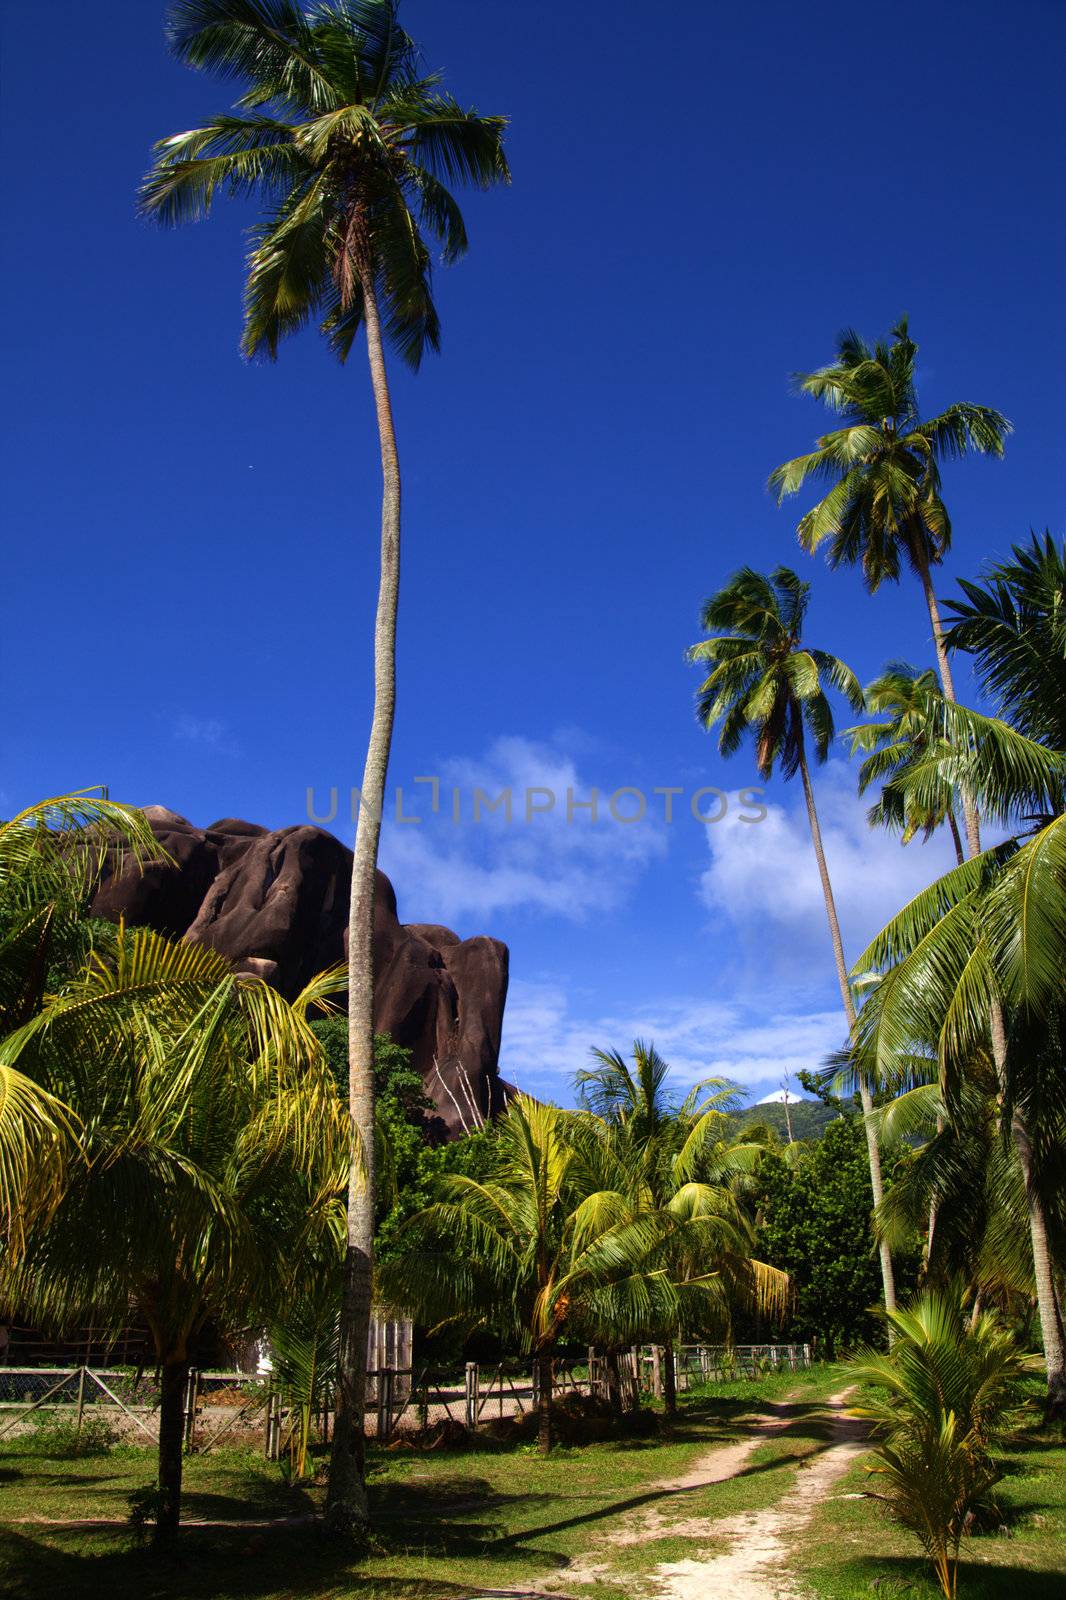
[140,0,510,366]
[848,665,965,859]
[688,565,864,779]
[768,318,1010,592]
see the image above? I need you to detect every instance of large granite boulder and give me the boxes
[91,810,509,1135]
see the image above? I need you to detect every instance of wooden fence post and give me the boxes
[650,1345,662,1399]
[74,1366,87,1440]
[377,1368,394,1441]
[464,1363,478,1430]
[183,1368,198,1452]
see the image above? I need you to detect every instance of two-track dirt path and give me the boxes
[522,1385,867,1600]
[648,1388,865,1600]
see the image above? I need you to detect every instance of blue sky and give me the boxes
[3,0,1065,1105]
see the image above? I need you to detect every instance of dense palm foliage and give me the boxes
[945,532,1066,750]
[0,793,163,1239]
[0,924,348,1540]
[577,1042,778,1410]
[851,538,1066,1411]
[382,1089,783,1452]
[851,1289,1026,1598]
[141,0,509,1530]
[688,566,898,1310]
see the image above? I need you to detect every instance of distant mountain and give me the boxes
[731,1096,837,1143]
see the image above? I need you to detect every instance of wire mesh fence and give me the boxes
[0,1342,812,1452]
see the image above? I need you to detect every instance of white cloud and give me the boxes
[173,714,232,751]
[499,977,847,1105]
[699,761,958,965]
[380,735,667,923]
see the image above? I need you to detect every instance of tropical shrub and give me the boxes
[851,1288,1027,1597]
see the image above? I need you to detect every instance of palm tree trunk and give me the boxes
[797,739,897,1313]
[1011,1106,1066,1415]
[925,1115,944,1278]
[916,554,981,860]
[155,1357,188,1546]
[326,265,401,1534]
[537,1351,554,1455]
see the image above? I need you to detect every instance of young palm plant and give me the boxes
[687,566,898,1310]
[140,0,509,1532]
[769,318,1010,858]
[0,927,349,1542]
[851,1288,1027,1598]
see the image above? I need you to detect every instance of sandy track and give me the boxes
[650,1387,865,1600]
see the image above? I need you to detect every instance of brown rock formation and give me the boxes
[91,809,509,1135]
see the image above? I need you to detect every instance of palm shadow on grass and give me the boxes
[828,1553,1066,1600]
[0,1524,574,1600]
[0,1393,846,1599]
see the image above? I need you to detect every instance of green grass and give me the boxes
[0,1364,846,1599]
[7,1366,1059,1600]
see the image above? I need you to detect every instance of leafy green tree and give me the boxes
[769,319,1009,857]
[141,0,509,1532]
[688,565,897,1311]
[753,1116,900,1356]
[0,927,348,1543]
[851,1288,1027,1599]
[312,1018,497,1263]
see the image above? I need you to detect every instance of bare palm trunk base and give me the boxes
[326,265,402,1534]
[1012,1108,1066,1416]
[661,1340,677,1416]
[798,741,897,1314]
[155,1358,187,1546]
[537,1352,554,1455]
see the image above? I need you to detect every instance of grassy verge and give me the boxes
[792,1379,1066,1600]
[0,1363,847,1599]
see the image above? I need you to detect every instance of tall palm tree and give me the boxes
[0,926,348,1542]
[140,0,509,1531]
[769,319,1010,859]
[848,667,965,864]
[688,566,899,1310]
